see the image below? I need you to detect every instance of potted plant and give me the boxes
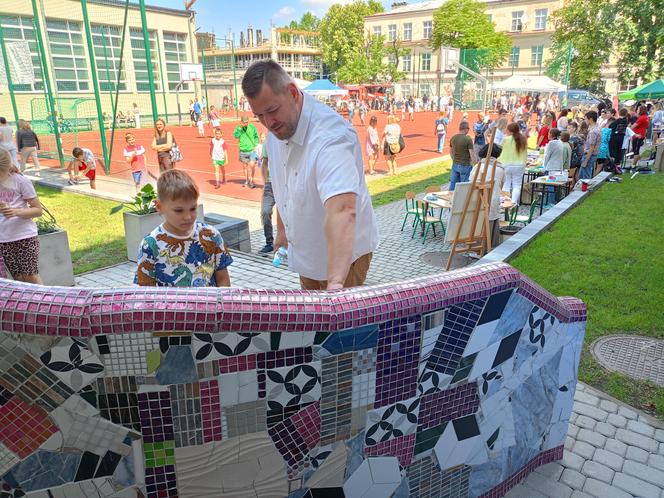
[111,184,203,262]
[37,205,75,286]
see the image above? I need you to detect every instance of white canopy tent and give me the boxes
[492,75,566,93]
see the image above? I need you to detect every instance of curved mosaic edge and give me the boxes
[0,263,586,337]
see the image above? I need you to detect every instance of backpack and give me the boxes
[436,118,447,134]
[569,136,584,168]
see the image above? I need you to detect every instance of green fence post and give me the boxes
[0,24,20,128]
[201,46,209,112]
[80,0,110,173]
[155,31,169,122]
[139,0,159,125]
[30,0,64,168]
[230,38,239,118]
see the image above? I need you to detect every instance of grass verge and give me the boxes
[37,185,127,274]
[511,173,664,419]
[369,159,452,207]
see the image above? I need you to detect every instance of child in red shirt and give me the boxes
[123,132,147,191]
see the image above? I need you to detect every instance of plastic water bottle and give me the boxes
[272,247,288,267]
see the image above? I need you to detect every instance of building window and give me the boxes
[421,52,431,71]
[509,47,520,68]
[0,15,43,92]
[388,54,397,66]
[45,19,89,92]
[511,11,524,32]
[420,83,431,97]
[373,26,381,37]
[531,45,544,66]
[388,24,397,41]
[130,28,161,92]
[163,31,189,91]
[423,20,432,39]
[403,54,411,72]
[402,84,412,98]
[535,9,548,30]
[91,25,126,92]
[619,79,639,92]
[403,23,412,41]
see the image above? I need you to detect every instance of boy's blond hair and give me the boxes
[157,170,199,202]
[124,132,134,140]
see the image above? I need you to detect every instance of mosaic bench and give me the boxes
[0,262,586,498]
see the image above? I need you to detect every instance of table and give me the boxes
[521,167,547,205]
[530,177,570,215]
[427,191,516,220]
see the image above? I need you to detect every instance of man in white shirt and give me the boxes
[242,60,379,290]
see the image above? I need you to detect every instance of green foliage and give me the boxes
[35,205,60,235]
[548,0,664,89]
[286,12,321,32]
[319,0,384,75]
[431,0,510,68]
[110,184,157,215]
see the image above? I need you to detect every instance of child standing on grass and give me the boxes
[209,127,227,188]
[135,169,232,287]
[123,132,147,192]
[68,147,102,189]
[0,148,43,284]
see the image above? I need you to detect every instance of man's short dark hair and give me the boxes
[585,110,598,122]
[459,121,469,130]
[498,108,507,114]
[242,59,293,99]
[619,108,628,117]
[72,147,83,158]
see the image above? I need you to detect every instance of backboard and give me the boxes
[179,63,203,82]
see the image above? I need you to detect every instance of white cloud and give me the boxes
[274,6,297,18]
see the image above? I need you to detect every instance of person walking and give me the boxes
[242,60,379,290]
[233,115,260,188]
[579,111,601,179]
[16,120,41,175]
[448,121,476,191]
[498,122,528,204]
[434,111,449,154]
[382,115,402,176]
[473,113,487,159]
[365,115,379,175]
[258,133,275,254]
[151,118,176,173]
[0,117,18,167]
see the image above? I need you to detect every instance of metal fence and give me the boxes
[0,0,162,171]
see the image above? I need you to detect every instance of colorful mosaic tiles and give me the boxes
[0,263,585,497]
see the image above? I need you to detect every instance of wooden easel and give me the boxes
[445,127,498,270]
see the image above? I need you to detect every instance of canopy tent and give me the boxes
[303,79,348,97]
[292,78,311,90]
[618,79,664,101]
[492,75,566,93]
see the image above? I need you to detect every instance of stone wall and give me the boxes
[0,263,585,497]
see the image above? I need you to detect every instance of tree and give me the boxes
[319,0,384,75]
[431,0,511,68]
[548,0,664,90]
[286,12,321,32]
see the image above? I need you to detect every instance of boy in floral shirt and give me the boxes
[135,170,232,287]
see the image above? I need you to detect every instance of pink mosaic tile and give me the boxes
[200,379,222,443]
[364,433,416,468]
[418,382,480,430]
[0,397,58,459]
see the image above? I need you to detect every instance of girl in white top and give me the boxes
[209,128,228,188]
[382,115,402,176]
[365,116,379,175]
[493,117,509,146]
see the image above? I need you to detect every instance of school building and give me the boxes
[364,0,624,100]
[0,0,198,127]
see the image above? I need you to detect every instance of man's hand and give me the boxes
[273,230,288,252]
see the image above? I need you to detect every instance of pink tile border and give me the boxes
[0,263,586,337]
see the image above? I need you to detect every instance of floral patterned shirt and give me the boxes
[135,222,232,287]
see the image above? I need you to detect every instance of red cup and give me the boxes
[581,182,588,192]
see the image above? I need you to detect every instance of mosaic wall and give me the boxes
[0,263,586,498]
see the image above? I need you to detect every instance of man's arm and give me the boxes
[261,156,269,184]
[469,140,478,164]
[274,208,288,251]
[233,126,242,139]
[324,192,357,290]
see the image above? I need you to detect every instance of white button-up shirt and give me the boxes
[266,93,379,280]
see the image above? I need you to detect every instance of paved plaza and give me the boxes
[23,166,664,498]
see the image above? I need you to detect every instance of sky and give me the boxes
[151,0,394,41]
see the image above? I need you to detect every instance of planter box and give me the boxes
[124,205,204,262]
[38,229,75,286]
[204,213,251,253]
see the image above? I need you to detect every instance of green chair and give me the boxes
[412,200,446,243]
[400,191,419,231]
[509,196,539,227]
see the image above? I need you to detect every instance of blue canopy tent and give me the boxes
[303,79,348,97]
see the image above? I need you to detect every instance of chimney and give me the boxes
[256,29,263,45]
[391,1,407,9]
[248,26,254,47]
[239,31,245,47]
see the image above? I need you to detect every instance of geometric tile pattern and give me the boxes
[0,397,58,458]
[426,299,486,375]
[374,317,422,408]
[0,263,585,497]
[319,352,352,445]
[417,382,480,430]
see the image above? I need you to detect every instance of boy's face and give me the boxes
[260,133,266,142]
[156,196,199,236]
[73,153,83,163]
[214,130,222,139]
[126,135,135,146]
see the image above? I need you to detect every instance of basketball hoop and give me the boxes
[180,63,204,83]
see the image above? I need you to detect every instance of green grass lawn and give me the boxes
[36,186,127,274]
[511,174,664,419]
[369,159,452,206]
